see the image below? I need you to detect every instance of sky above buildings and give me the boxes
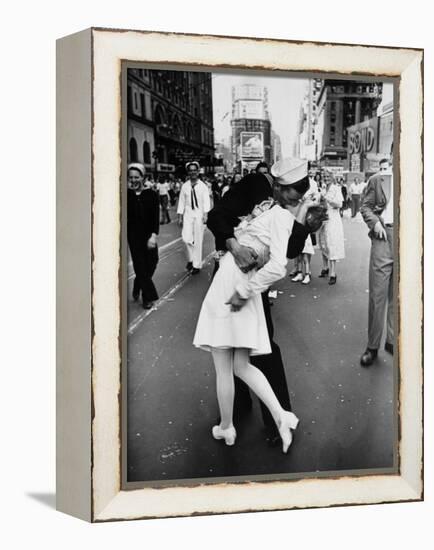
[212,72,309,157]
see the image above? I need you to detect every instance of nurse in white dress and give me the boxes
[318,171,345,285]
[194,158,319,453]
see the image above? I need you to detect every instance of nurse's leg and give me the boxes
[211,348,235,430]
[233,348,282,426]
[233,348,298,452]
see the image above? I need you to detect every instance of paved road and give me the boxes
[126,210,396,483]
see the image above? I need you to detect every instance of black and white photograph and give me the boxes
[3,0,428,537]
[124,67,397,485]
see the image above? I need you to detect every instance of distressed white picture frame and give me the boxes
[56,28,423,522]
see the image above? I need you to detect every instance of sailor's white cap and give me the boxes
[186,161,200,171]
[127,163,145,176]
[271,158,308,185]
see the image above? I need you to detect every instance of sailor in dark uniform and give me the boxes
[127,163,160,309]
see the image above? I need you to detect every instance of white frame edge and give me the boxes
[89,29,423,522]
[56,28,93,522]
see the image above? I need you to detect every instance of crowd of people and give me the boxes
[130,171,248,226]
[128,154,394,454]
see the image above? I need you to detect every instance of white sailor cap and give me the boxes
[186,161,200,171]
[127,162,145,176]
[271,158,308,185]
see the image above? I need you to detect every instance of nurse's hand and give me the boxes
[226,238,258,273]
[226,291,248,312]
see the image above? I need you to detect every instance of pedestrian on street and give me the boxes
[177,161,211,275]
[338,178,348,217]
[349,176,364,217]
[204,158,326,449]
[127,163,159,310]
[174,179,181,203]
[359,157,394,367]
[318,170,345,285]
[255,161,269,174]
[205,177,214,209]
[290,168,320,285]
[221,173,242,198]
[168,178,177,206]
[156,177,171,224]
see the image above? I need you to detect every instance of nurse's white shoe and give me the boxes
[278,412,299,453]
[212,424,237,446]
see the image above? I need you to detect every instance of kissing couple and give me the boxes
[193,158,327,453]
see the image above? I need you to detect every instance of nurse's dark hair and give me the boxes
[289,175,310,195]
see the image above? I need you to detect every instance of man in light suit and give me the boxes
[360,158,394,367]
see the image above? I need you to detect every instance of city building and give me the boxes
[297,79,321,162]
[127,68,215,177]
[230,84,272,172]
[270,129,282,164]
[346,83,394,175]
[377,84,394,159]
[314,79,383,171]
[214,138,233,173]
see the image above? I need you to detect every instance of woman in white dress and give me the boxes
[193,169,324,453]
[318,171,345,285]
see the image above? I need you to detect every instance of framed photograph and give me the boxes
[56,28,423,522]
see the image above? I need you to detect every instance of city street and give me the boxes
[126,209,396,483]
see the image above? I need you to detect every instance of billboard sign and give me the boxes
[241,131,264,158]
[242,160,261,172]
[157,163,175,172]
[350,153,361,172]
[348,117,378,156]
[325,166,344,177]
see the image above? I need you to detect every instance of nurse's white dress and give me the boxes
[193,203,295,356]
[318,184,345,261]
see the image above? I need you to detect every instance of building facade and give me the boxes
[298,79,384,172]
[270,129,282,164]
[346,84,394,175]
[127,68,214,176]
[214,138,233,173]
[297,79,321,162]
[230,84,273,172]
[315,79,383,170]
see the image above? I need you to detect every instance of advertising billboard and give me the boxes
[241,131,264,158]
[348,117,379,156]
[156,163,175,172]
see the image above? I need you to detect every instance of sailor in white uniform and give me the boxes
[177,161,211,274]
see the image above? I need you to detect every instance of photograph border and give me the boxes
[56,27,423,522]
[120,62,401,490]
